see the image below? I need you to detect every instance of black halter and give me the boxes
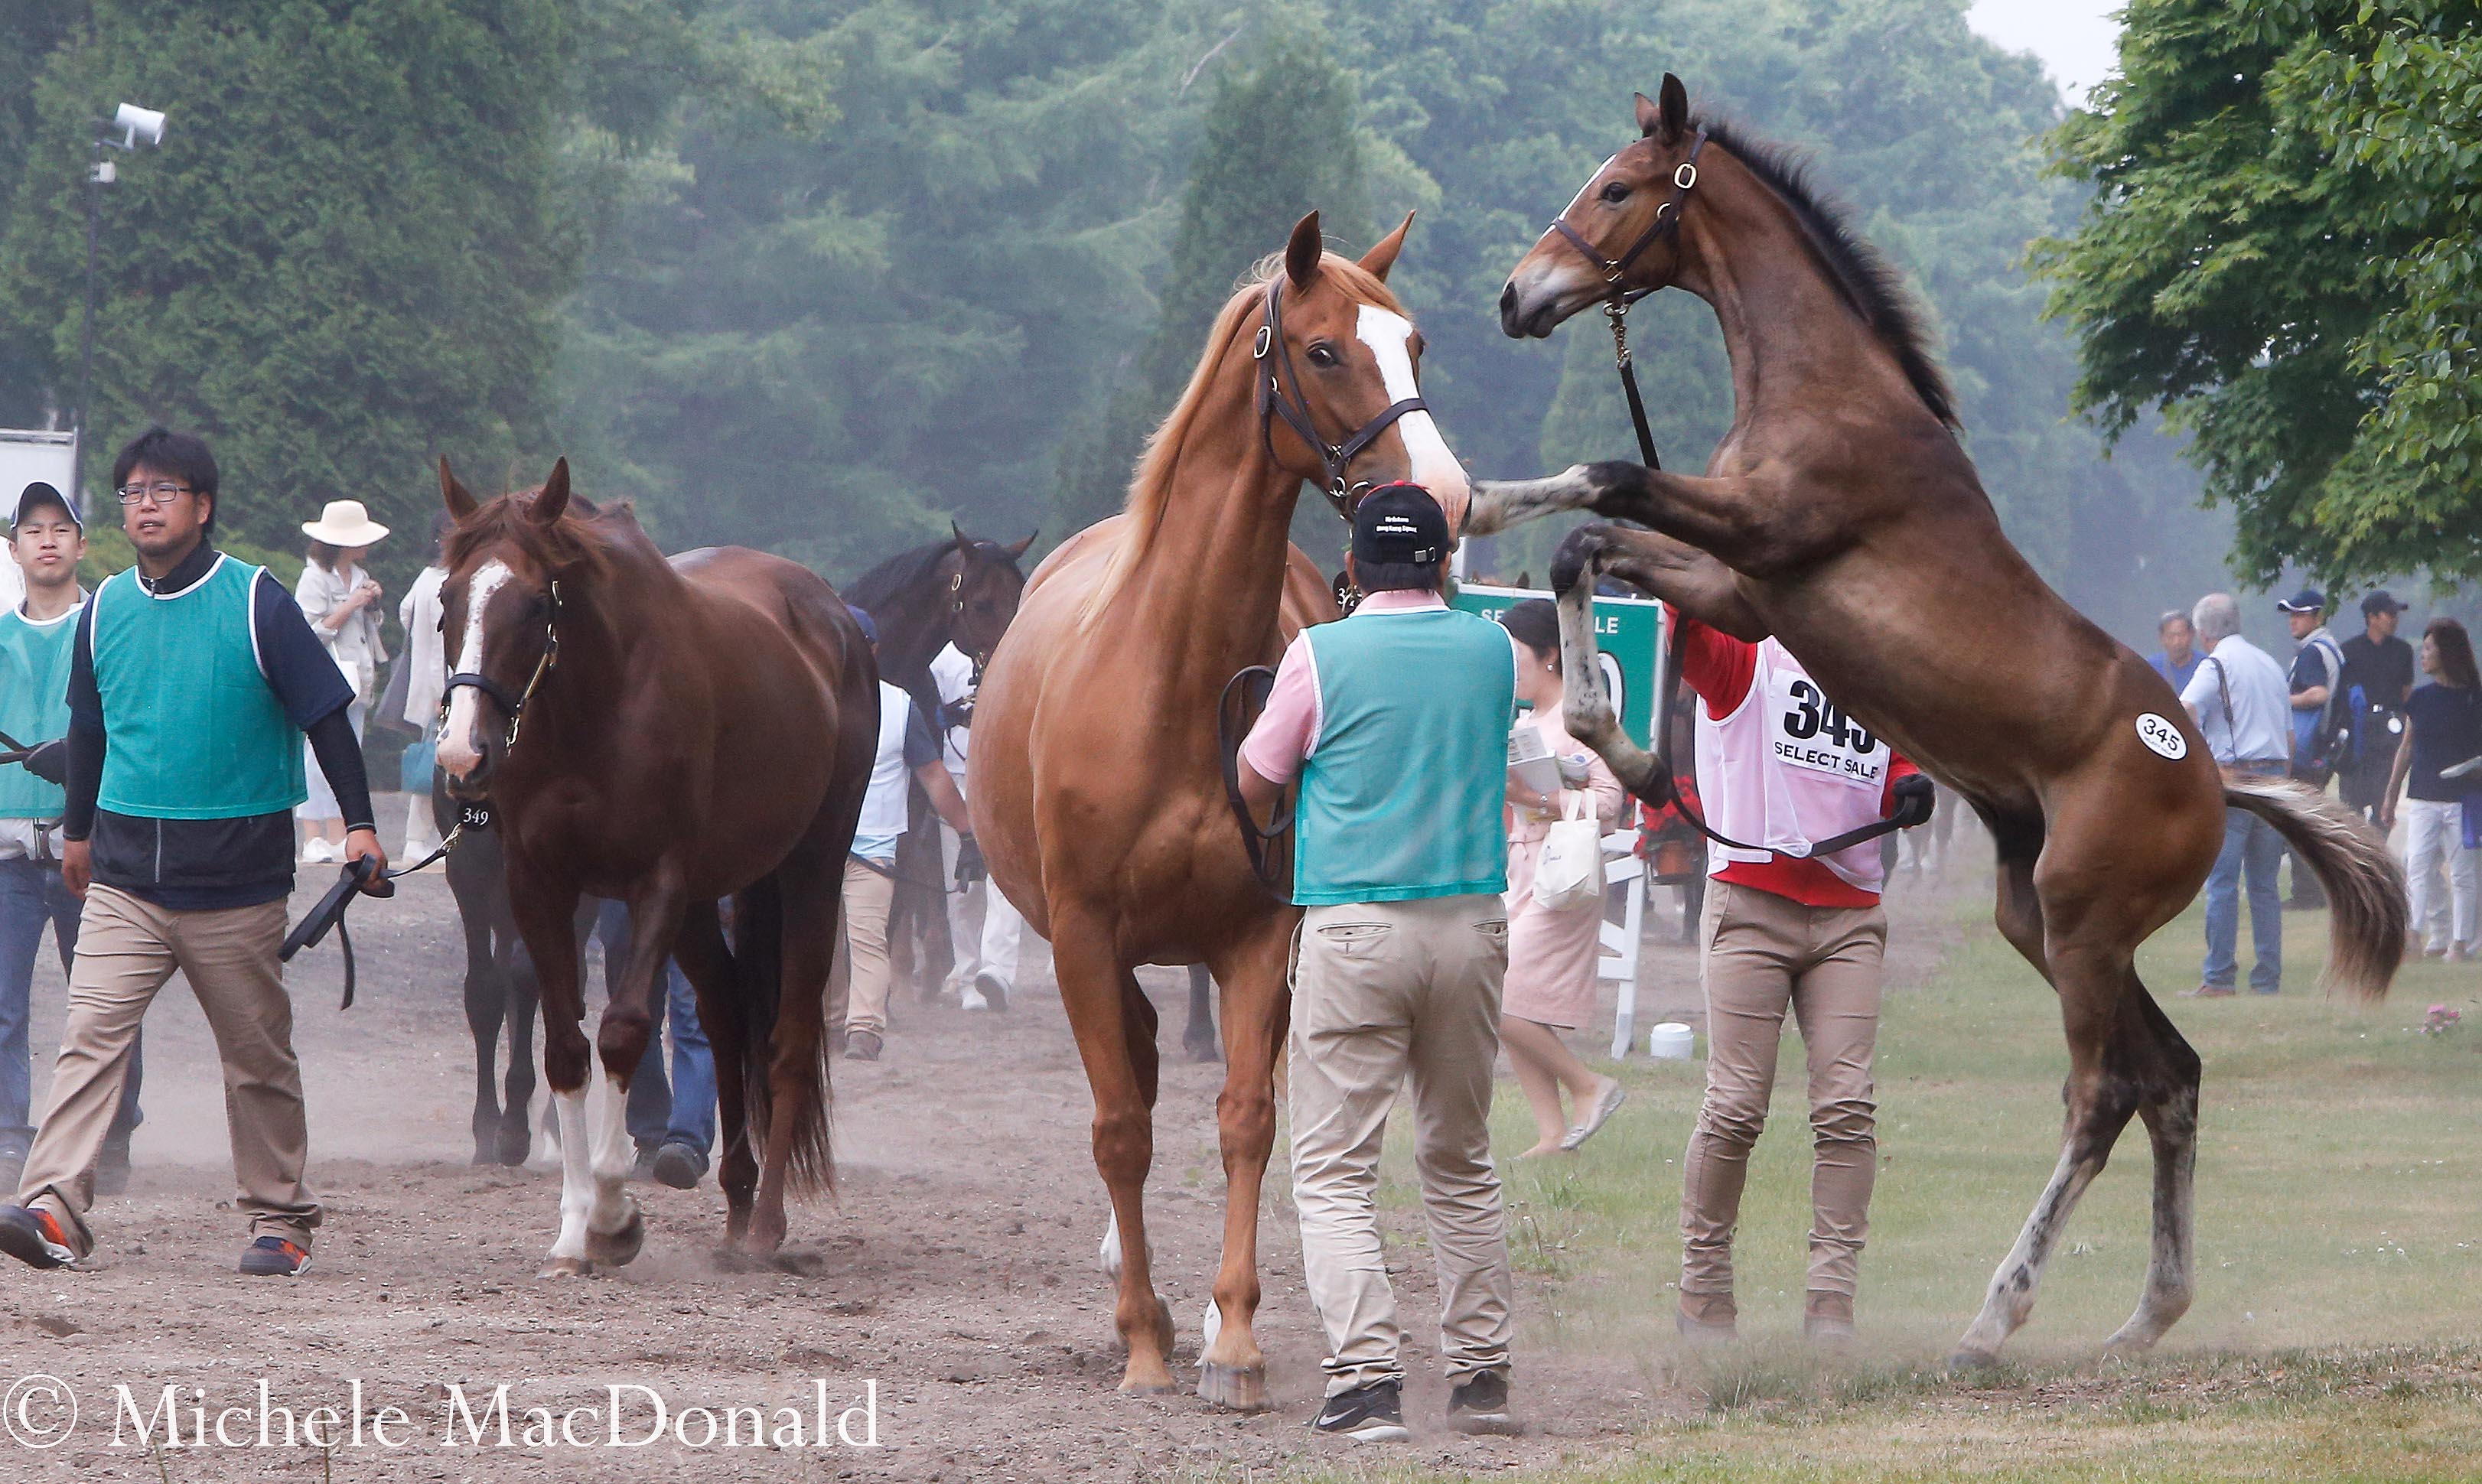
[441,578,563,753]
[1545,126,1708,470]
[1253,276,1429,519]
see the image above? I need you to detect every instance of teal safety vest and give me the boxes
[0,598,81,819]
[91,557,307,819]
[1293,605,1513,906]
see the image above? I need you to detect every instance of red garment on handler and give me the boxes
[1669,608,1917,908]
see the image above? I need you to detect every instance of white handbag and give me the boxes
[1532,792,1604,912]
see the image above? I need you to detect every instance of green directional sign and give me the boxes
[1451,582,1666,748]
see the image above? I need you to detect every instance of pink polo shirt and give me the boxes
[1239,590,1525,785]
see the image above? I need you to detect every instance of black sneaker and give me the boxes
[238,1235,311,1277]
[972,972,1009,1013]
[1446,1369,1519,1435]
[650,1141,705,1190]
[0,1204,83,1270]
[1311,1379,1409,1441]
[843,1028,883,1062]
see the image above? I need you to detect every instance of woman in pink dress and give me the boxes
[1497,600,1627,1157]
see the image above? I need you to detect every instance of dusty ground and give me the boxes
[0,803,1971,1481]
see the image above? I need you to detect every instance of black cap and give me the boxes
[2275,587,2326,614]
[1350,483,1449,567]
[12,481,79,531]
[2362,590,2406,616]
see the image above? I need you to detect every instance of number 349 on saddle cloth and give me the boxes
[1765,670,1887,790]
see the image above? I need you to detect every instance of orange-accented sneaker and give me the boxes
[0,1204,83,1270]
[239,1235,311,1277]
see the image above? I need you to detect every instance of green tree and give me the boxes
[2035,0,2482,587]
[0,1,580,580]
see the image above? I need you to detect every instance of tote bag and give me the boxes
[1532,793,1604,912]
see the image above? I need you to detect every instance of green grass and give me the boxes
[1352,889,2482,1479]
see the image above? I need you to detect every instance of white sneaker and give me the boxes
[301,838,338,864]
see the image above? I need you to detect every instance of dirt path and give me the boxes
[0,808,1977,1480]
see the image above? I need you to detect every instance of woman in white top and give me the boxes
[396,513,452,854]
[293,500,389,863]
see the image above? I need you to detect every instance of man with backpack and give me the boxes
[2278,590,2347,909]
[2337,591,2416,828]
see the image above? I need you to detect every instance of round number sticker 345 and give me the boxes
[2135,712,2188,760]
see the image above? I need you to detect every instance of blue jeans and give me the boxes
[2203,805,2285,993]
[0,858,142,1159]
[593,900,715,1160]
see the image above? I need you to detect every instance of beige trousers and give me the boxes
[20,885,320,1250]
[1681,881,1884,1300]
[834,858,897,1034]
[1288,893,1515,1395]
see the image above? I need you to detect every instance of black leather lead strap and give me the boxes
[1218,666,1293,893]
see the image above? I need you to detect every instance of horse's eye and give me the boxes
[1601,181,1630,203]
[1306,342,1339,368]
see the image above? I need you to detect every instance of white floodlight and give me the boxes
[109,103,166,151]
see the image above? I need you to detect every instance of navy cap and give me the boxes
[12,481,79,531]
[2275,588,2326,614]
[2361,590,2405,616]
[1350,483,1449,567]
[847,605,878,645]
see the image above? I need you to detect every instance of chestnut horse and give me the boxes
[434,458,875,1273]
[1476,78,2404,1365]
[972,211,1469,1406]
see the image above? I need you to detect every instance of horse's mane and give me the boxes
[1080,251,1405,625]
[1697,117,1959,431]
[443,486,647,576]
[845,534,1023,617]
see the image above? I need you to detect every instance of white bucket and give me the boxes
[1647,1022,1696,1060]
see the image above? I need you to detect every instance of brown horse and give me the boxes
[433,458,876,1273]
[1476,78,2404,1365]
[972,211,1467,1406]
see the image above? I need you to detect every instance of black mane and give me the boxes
[1697,117,1960,430]
[844,539,956,617]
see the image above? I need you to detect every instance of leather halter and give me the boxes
[441,578,562,754]
[1253,276,1428,519]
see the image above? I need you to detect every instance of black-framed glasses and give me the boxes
[115,482,191,507]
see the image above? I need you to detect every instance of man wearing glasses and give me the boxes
[0,428,386,1277]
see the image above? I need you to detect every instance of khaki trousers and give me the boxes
[1288,893,1515,1395]
[833,858,897,1035]
[1682,882,1884,1300]
[20,885,320,1250]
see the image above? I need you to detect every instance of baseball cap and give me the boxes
[2361,590,2406,616]
[1350,483,1449,567]
[847,605,878,646]
[12,481,80,532]
[2275,588,2326,614]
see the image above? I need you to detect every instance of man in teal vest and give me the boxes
[0,482,144,1198]
[0,428,386,1278]
[1239,483,1524,1441]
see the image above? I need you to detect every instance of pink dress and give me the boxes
[1501,704,1627,1029]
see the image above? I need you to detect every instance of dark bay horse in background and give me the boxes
[972,212,1468,1406]
[845,526,1033,1002]
[1476,77,2404,1366]
[435,458,876,1273]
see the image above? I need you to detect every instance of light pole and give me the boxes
[73,102,165,509]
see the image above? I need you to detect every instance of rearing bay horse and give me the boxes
[1476,78,2404,1365]
[973,212,1469,1406]
[435,459,875,1273]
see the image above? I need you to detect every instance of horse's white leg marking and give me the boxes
[588,1066,636,1233]
[1355,305,1471,525]
[436,558,511,778]
[1099,1214,1122,1280]
[547,1086,593,1263]
[1955,1144,2106,1360]
[1464,467,1598,537]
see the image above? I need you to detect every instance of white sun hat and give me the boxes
[301,499,390,547]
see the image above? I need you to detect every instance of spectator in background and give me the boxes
[929,641,1022,1012]
[2146,610,2202,695]
[294,501,390,865]
[2277,589,2345,909]
[2380,618,2482,961]
[2338,591,2416,828]
[592,899,715,1186]
[2181,593,2294,996]
[1493,600,1626,1159]
[396,513,453,857]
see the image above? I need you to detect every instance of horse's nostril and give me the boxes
[1498,282,1517,316]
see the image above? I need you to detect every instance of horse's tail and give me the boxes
[2221,772,2405,1002]
[729,871,836,1195]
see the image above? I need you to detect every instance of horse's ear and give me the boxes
[1005,531,1036,559]
[438,457,479,522]
[1285,211,1323,289]
[1656,74,1690,142]
[950,519,977,557]
[531,457,571,525]
[1360,211,1414,282]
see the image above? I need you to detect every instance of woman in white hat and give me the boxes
[294,499,389,864]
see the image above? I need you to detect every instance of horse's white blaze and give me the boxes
[547,1085,594,1262]
[1353,304,1471,531]
[436,558,512,778]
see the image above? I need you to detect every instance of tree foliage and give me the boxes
[2036,0,2482,587]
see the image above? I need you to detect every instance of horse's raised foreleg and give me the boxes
[1183,965,1221,1063]
[1055,910,1177,1394]
[1547,534,1663,802]
[1196,922,1291,1411]
[1472,464,1792,571]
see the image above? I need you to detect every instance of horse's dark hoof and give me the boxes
[585,1200,645,1268]
[495,1127,532,1167]
[1946,1348,2002,1375]
[1197,1362,1268,1412]
[1184,1028,1223,1063]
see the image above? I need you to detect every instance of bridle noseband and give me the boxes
[1545,126,1708,470]
[441,578,562,754]
[1253,276,1429,519]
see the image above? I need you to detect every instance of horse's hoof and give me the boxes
[1183,1031,1223,1064]
[585,1202,646,1268]
[1946,1348,2002,1375]
[539,1256,594,1279]
[1117,1369,1180,1398]
[1197,1362,1269,1412]
[495,1128,533,1167]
